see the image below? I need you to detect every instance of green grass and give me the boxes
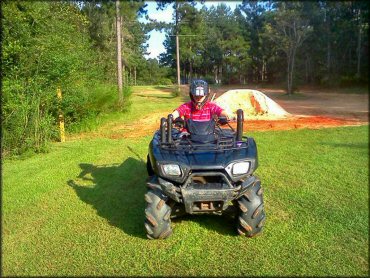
[2,86,368,276]
[3,124,368,276]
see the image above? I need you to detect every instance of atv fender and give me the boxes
[235,175,259,199]
[147,175,181,203]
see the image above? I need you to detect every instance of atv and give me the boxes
[145,109,265,239]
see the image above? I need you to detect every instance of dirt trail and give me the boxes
[70,86,368,140]
[259,89,369,122]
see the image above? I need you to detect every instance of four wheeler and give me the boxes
[145,109,265,239]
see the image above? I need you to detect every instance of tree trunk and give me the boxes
[116,0,123,105]
[287,64,291,95]
[291,48,296,93]
[327,40,331,78]
[286,54,291,95]
[262,59,266,81]
[305,55,308,83]
[123,64,126,86]
[134,67,137,86]
[214,66,218,84]
[219,65,222,84]
[175,2,181,89]
[356,8,362,78]
[287,50,292,95]
[324,5,331,82]
[189,60,193,81]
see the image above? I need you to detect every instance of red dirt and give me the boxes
[103,115,363,140]
[249,94,265,114]
[229,115,364,132]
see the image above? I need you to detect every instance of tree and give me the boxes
[177,3,207,81]
[263,2,312,94]
[116,0,123,105]
[240,1,270,82]
[156,0,198,85]
[2,1,98,154]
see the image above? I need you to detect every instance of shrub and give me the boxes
[2,2,132,157]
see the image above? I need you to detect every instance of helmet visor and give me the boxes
[194,86,206,96]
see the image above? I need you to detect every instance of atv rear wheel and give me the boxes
[144,188,172,239]
[236,178,265,237]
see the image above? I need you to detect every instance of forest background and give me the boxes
[1,0,369,156]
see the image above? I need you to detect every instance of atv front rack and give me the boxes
[159,109,247,152]
[160,133,249,152]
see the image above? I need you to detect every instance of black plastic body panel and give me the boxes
[148,130,258,184]
[146,124,260,214]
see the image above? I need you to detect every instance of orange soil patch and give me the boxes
[106,115,364,140]
[67,116,368,141]
[68,115,365,141]
[229,115,364,132]
[249,95,264,114]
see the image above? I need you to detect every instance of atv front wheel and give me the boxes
[236,178,265,237]
[144,188,172,239]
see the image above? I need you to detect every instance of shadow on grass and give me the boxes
[68,157,147,239]
[68,157,238,238]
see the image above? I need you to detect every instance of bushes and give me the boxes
[202,75,216,85]
[65,84,132,133]
[2,79,58,156]
[136,58,174,85]
[340,75,368,87]
[1,2,131,157]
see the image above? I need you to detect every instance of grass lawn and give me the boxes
[2,124,368,276]
[2,88,368,276]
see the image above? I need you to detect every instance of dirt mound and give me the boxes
[214,89,290,119]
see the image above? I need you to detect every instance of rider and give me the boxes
[171,79,229,122]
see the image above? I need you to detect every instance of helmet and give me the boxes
[189,79,209,110]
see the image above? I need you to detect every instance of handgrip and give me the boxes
[236,109,244,141]
[167,114,173,143]
[160,117,166,144]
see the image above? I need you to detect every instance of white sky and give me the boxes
[140,1,242,60]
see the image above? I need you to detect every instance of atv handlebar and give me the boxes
[160,109,245,144]
[236,109,244,142]
[173,116,230,128]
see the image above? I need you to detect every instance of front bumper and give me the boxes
[146,174,258,214]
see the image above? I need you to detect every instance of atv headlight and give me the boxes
[232,161,250,175]
[162,164,182,176]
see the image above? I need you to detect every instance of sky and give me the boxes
[140,1,242,60]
